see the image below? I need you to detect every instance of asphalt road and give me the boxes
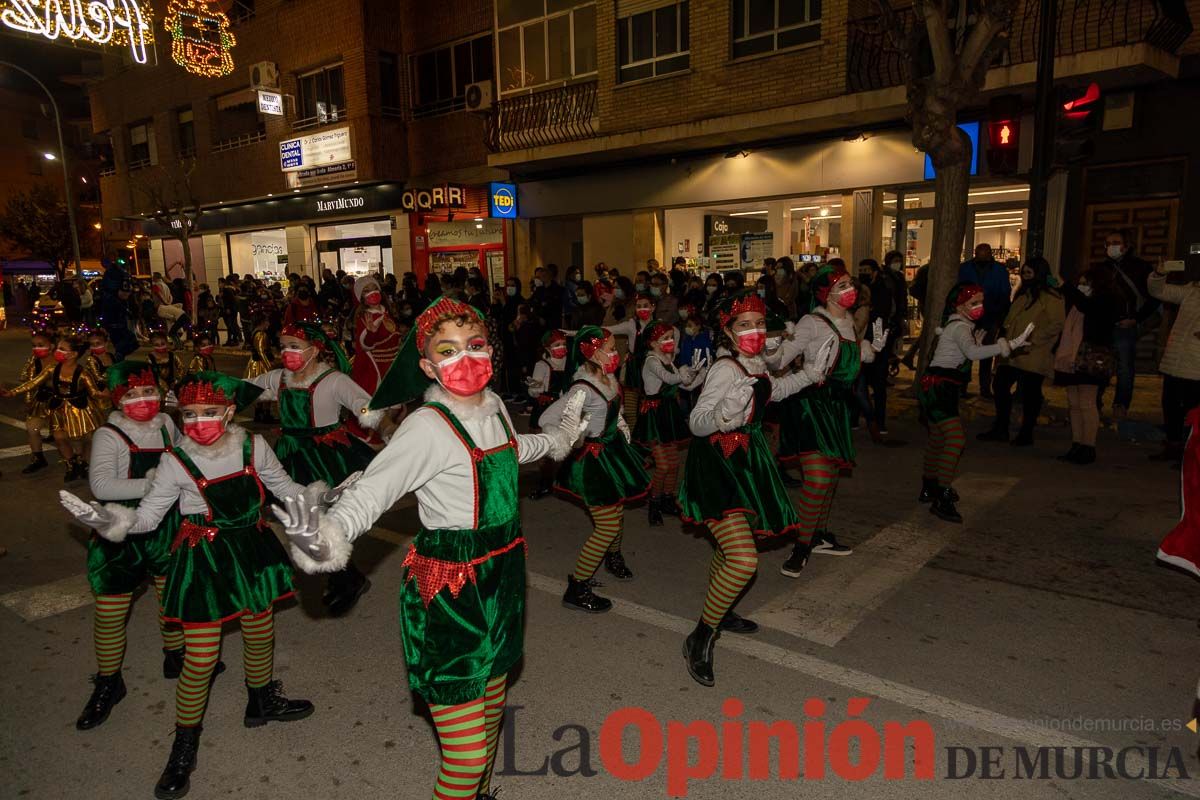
[0,324,1197,800]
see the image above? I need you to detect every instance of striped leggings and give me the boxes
[649,443,681,496]
[700,513,758,627]
[174,610,275,728]
[92,575,185,675]
[794,453,840,545]
[430,673,508,800]
[573,504,624,580]
[923,417,966,486]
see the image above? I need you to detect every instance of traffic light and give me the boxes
[986,94,1021,176]
[1055,82,1101,165]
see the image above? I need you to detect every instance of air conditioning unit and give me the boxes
[465,81,494,113]
[250,61,279,90]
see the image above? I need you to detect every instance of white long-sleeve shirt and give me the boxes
[89,412,180,502]
[770,309,875,372]
[329,387,554,540]
[929,316,1006,369]
[248,368,371,427]
[688,355,813,437]
[128,425,305,533]
[539,369,618,439]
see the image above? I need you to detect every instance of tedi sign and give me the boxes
[315,196,366,214]
[401,184,466,213]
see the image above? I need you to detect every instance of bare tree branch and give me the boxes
[916,0,956,83]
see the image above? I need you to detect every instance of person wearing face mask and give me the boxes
[678,291,835,686]
[85,328,119,415]
[269,296,587,800]
[957,244,1011,399]
[74,361,186,732]
[634,322,707,527]
[1053,268,1121,466]
[563,266,583,316]
[282,284,319,326]
[540,326,651,611]
[527,330,571,499]
[4,331,108,482]
[1103,229,1158,421]
[977,258,1064,446]
[702,275,725,317]
[587,293,656,428]
[61,372,318,799]
[12,329,58,474]
[147,330,186,401]
[1146,260,1200,465]
[650,273,679,325]
[567,279,606,329]
[771,267,890,575]
[755,274,789,320]
[187,333,217,376]
[634,269,651,297]
[350,276,402,404]
[919,284,1035,522]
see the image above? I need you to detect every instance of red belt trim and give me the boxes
[313,427,353,447]
[403,536,527,607]
[920,374,960,391]
[639,399,661,414]
[172,520,219,551]
[709,431,750,458]
[581,442,604,458]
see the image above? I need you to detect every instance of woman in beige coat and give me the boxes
[978,257,1065,446]
[1147,264,1200,462]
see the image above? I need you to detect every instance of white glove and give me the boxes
[677,365,696,384]
[716,375,756,431]
[143,467,156,486]
[524,376,541,388]
[60,491,112,529]
[617,411,632,443]
[321,471,362,504]
[690,351,707,371]
[270,495,329,561]
[869,319,889,353]
[973,328,988,347]
[547,390,589,460]
[784,320,797,337]
[802,335,838,385]
[1007,322,1035,350]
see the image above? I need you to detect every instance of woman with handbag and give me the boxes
[1053,267,1122,465]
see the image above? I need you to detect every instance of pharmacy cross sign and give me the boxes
[1,0,154,64]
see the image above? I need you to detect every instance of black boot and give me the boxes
[930,487,963,523]
[322,562,371,617]
[647,496,664,527]
[918,477,939,504]
[683,620,718,687]
[527,476,552,500]
[1057,443,1083,462]
[1070,444,1096,465]
[163,648,184,680]
[658,493,681,517]
[75,672,127,730]
[154,725,201,800]
[21,451,48,475]
[243,680,315,727]
[64,457,80,483]
[603,550,634,581]
[562,574,612,613]
[719,610,759,634]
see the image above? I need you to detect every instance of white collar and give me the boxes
[283,363,332,389]
[735,353,767,374]
[573,366,617,399]
[423,384,501,421]
[649,350,675,368]
[177,422,247,461]
[106,410,170,437]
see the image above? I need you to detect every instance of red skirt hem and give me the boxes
[168,590,296,627]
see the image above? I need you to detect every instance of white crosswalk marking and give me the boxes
[0,574,94,622]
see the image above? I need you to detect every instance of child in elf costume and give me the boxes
[602,293,656,426]
[632,320,707,525]
[770,266,889,577]
[540,325,651,606]
[270,296,587,800]
[917,283,1034,523]
[246,321,380,616]
[677,290,834,686]
[60,372,318,800]
[13,327,57,474]
[75,361,185,731]
[148,329,187,400]
[526,329,569,499]
[187,333,216,375]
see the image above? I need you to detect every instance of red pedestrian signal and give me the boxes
[987,116,1020,175]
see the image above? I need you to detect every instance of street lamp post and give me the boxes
[0,60,84,277]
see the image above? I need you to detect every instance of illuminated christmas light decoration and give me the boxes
[164,0,237,78]
[0,0,153,63]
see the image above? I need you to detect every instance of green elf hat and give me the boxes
[368,294,485,410]
[808,265,849,311]
[281,321,351,374]
[106,359,160,405]
[564,324,610,382]
[177,371,264,411]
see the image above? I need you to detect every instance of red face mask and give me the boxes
[965,305,985,321]
[183,415,227,446]
[121,397,160,422]
[199,346,215,356]
[153,345,169,354]
[735,329,766,356]
[281,348,312,372]
[659,340,676,354]
[835,288,858,309]
[635,308,652,322]
[599,351,621,374]
[434,350,493,397]
[549,347,568,359]
[53,349,70,363]
[32,346,51,358]
[364,291,382,307]
[90,346,107,355]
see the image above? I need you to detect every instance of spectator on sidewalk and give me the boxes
[1103,229,1159,420]
[958,243,1011,398]
[855,259,895,438]
[1146,263,1200,464]
[978,257,1064,446]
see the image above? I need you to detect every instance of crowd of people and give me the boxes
[0,228,1194,800]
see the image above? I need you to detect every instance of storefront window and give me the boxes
[315,218,393,277]
[229,228,289,282]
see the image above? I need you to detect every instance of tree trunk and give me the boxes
[178,232,198,324]
[918,151,971,373]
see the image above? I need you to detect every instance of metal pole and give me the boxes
[1025,0,1058,257]
[0,60,84,277]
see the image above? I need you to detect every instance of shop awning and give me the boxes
[216,89,256,110]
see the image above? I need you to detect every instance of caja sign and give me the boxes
[401,184,467,212]
[489,182,518,219]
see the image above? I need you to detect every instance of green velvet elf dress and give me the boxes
[273,368,376,486]
[677,360,801,537]
[554,380,650,507]
[778,316,862,468]
[917,353,972,424]
[161,436,295,624]
[400,402,527,705]
[633,378,690,445]
[87,425,182,595]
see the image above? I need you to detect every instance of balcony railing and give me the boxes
[212,130,267,153]
[485,81,598,153]
[847,0,1193,93]
[292,109,347,132]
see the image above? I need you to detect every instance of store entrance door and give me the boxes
[316,234,393,277]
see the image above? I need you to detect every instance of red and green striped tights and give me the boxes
[430,673,508,799]
[92,575,184,675]
[700,513,758,628]
[174,610,275,727]
[649,443,681,496]
[794,453,840,545]
[923,417,966,487]
[573,504,624,580]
